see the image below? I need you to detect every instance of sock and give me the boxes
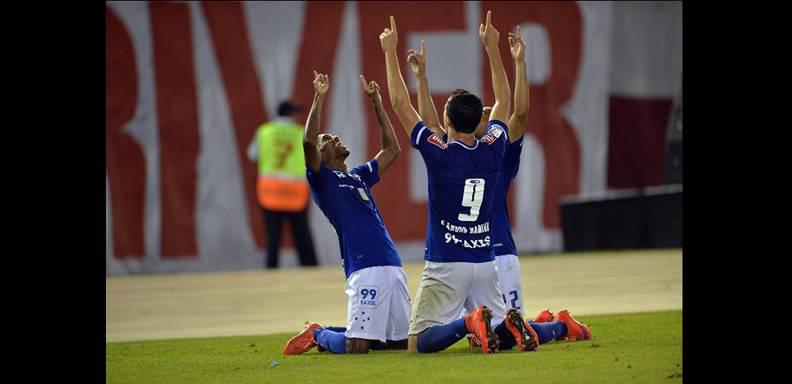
[322,326,387,350]
[528,321,568,344]
[493,321,516,350]
[416,319,468,353]
[313,328,347,354]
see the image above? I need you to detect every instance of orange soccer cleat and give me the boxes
[282,322,324,355]
[464,305,499,354]
[555,310,591,341]
[504,308,539,351]
[533,308,554,323]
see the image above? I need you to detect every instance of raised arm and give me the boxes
[380,16,422,137]
[508,26,529,142]
[407,40,444,135]
[361,75,401,176]
[479,10,511,125]
[303,71,329,173]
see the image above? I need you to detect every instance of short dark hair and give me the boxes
[277,100,303,117]
[445,89,483,134]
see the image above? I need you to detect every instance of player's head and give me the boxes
[277,100,303,119]
[317,133,350,162]
[443,89,483,134]
[474,106,493,138]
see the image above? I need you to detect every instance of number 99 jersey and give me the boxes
[410,120,508,263]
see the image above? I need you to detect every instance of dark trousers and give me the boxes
[262,207,318,268]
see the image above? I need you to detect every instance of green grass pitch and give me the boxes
[106,310,682,383]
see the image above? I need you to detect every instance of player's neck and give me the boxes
[448,129,476,146]
[325,159,348,173]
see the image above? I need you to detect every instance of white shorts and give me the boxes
[344,265,411,343]
[459,254,525,319]
[495,254,525,318]
[409,260,506,336]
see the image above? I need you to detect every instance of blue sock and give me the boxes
[313,328,347,354]
[322,326,387,350]
[494,321,516,350]
[417,319,468,353]
[528,321,568,344]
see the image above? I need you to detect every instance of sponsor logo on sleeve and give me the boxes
[427,134,448,149]
[481,125,503,145]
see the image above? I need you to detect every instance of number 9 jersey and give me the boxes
[410,120,508,263]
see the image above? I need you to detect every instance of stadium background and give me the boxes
[106,1,681,274]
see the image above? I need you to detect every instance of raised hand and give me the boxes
[313,70,329,95]
[360,75,382,104]
[407,40,427,77]
[509,25,525,61]
[479,10,500,49]
[379,16,398,53]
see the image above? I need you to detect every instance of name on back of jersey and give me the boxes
[444,233,491,249]
[440,219,489,234]
[440,220,491,249]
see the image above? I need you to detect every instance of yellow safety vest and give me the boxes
[255,121,309,212]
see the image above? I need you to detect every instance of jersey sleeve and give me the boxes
[504,136,524,179]
[410,120,447,165]
[350,159,381,187]
[480,119,509,157]
[306,163,328,193]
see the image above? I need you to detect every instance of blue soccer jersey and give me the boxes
[306,160,402,278]
[410,120,509,263]
[491,136,524,256]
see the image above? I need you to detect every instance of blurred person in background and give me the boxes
[248,100,318,268]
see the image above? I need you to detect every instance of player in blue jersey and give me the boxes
[406,27,592,347]
[282,71,411,355]
[380,12,541,354]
